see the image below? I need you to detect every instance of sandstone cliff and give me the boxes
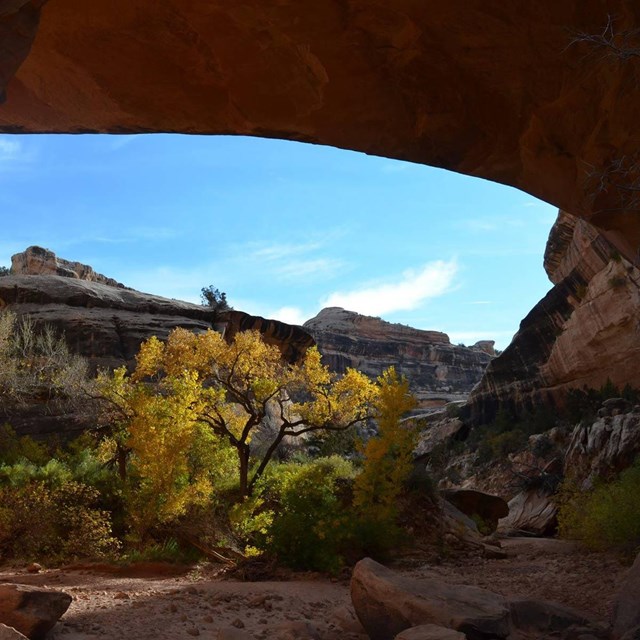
[304,307,493,410]
[11,245,126,288]
[468,211,640,424]
[0,275,313,371]
[1,2,640,259]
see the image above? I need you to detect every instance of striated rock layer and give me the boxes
[0,274,313,437]
[304,307,493,409]
[1,2,640,257]
[0,275,313,370]
[468,211,640,423]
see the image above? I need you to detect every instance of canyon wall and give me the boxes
[305,307,493,409]
[468,211,640,424]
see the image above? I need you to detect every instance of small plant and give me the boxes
[558,462,640,558]
[0,266,9,277]
[609,275,627,288]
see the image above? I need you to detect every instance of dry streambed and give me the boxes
[0,538,629,640]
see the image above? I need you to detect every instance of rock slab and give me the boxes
[0,624,28,640]
[613,551,640,639]
[0,583,71,640]
[350,557,511,640]
[394,625,465,639]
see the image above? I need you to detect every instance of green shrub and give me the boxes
[0,424,49,465]
[260,456,355,573]
[0,480,120,561]
[558,462,640,558]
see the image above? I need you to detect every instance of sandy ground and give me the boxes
[0,538,630,639]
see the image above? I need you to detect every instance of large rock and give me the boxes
[498,489,558,537]
[2,2,640,258]
[352,559,601,640]
[508,598,594,635]
[564,409,640,487]
[440,489,509,533]
[394,625,465,640]
[468,211,640,424]
[304,307,493,410]
[612,552,640,639]
[11,246,125,288]
[350,558,511,640]
[0,584,71,640]
[0,625,28,640]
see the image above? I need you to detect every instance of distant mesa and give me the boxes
[11,245,126,289]
[304,306,495,411]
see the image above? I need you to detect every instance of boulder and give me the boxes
[0,584,71,640]
[564,411,640,487]
[509,598,594,635]
[612,552,640,639]
[0,625,28,640]
[498,489,557,537]
[350,558,511,640]
[440,489,509,533]
[394,625,465,639]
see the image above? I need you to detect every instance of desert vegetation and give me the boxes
[0,313,425,572]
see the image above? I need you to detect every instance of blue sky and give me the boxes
[0,133,558,349]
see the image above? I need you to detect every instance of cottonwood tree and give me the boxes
[100,328,378,499]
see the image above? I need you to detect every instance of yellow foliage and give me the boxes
[98,328,379,506]
[353,367,417,525]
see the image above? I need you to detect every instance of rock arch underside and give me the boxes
[2,0,640,420]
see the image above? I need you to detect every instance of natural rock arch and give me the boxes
[1,0,640,258]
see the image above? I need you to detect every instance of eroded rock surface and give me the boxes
[2,2,640,258]
[0,625,27,640]
[564,408,640,488]
[11,246,125,288]
[469,212,640,423]
[0,274,313,437]
[351,557,511,640]
[305,307,492,410]
[0,584,71,640]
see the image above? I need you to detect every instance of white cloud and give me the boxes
[270,306,307,326]
[323,259,458,316]
[447,329,515,349]
[239,240,345,283]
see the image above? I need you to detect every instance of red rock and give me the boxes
[1,3,640,257]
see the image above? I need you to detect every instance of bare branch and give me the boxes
[568,14,640,62]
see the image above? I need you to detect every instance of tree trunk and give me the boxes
[238,443,251,496]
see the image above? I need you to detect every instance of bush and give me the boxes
[0,480,119,561]
[260,456,355,573]
[557,462,640,558]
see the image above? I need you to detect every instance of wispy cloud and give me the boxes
[110,135,144,151]
[0,136,34,169]
[323,259,458,316]
[239,240,345,283]
[0,138,21,161]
